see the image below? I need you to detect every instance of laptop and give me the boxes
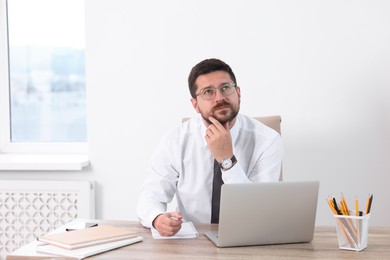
[204,181,320,247]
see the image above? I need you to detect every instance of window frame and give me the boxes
[0,0,88,169]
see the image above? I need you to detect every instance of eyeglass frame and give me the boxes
[195,82,237,100]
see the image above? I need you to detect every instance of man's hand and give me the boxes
[205,116,233,163]
[152,212,183,236]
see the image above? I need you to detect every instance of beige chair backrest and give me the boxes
[182,115,283,181]
[254,116,283,181]
[254,115,281,135]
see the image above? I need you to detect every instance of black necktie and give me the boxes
[211,159,224,223]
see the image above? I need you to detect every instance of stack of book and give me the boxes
[37,225,143,259]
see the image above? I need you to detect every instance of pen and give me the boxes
[34,234,48,246]
[366,194,373,214]
[332,197,342,215]
[365,194,372,214]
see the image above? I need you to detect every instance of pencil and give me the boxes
[328,197,357,247]
[327,198,338,215]
[340,201,348,215]
[355,196,359,217]
[365,194,371,214]
[355,196,360,245]
[336,196,359,244]
[341,194,350,215]
[327,198,355,247]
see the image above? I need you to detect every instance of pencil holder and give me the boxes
[334,213,370,251]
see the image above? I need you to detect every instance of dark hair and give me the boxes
[188,58,237,98]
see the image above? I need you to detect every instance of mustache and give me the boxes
[211,101,231,112]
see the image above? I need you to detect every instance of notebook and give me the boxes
[37,236,143,259]
[39,225,137,249]
[204,181,320,247]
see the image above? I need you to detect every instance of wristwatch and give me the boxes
[220,155,237,170]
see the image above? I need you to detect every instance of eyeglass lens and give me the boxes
[201,83,235,100]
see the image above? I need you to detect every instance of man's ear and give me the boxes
[191,98,200,113]
[236,86,241,99]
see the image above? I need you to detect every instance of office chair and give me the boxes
[254,116,282,181]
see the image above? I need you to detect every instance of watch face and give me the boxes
[221,159,232,169]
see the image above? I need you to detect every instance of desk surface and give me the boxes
[7,219,390,260]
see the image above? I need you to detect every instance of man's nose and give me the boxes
[214,89,225,102]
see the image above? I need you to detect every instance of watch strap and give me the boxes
[220,155,237,170]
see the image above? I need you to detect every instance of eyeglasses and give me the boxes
[195,82,236,100]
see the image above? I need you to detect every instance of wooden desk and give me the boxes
[7,219,390,259]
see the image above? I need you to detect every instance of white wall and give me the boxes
[1,0,389,226]
[84,0,390,226]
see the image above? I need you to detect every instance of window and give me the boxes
[7,0,87,142]
[0,0,88,168]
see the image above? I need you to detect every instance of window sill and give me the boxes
[0,154,89,171]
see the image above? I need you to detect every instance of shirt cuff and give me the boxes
[221,162,251,183]
[141,209,165,229]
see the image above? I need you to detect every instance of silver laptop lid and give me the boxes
[216,181,319,247]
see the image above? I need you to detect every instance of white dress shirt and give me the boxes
[136,114,283,228]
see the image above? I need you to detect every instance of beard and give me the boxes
[200,100,240,125]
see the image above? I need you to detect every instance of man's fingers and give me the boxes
[163,217,182,227]
[158,226,181,236]
[224,120,230,130]
[168,211,183,220]
[206,125,218,138]
[155,212,183,236]
[208,117,224,130]
[159,222,182,236]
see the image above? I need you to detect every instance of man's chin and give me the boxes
[201,114,229,125]
[212,112,236,125]
[201,108,239,125]
[213,116,230,125]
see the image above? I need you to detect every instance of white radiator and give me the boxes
[0,180,95,259]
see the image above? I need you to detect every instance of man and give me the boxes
[137,58,283,236]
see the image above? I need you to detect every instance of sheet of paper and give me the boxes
[151,221,198,239]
